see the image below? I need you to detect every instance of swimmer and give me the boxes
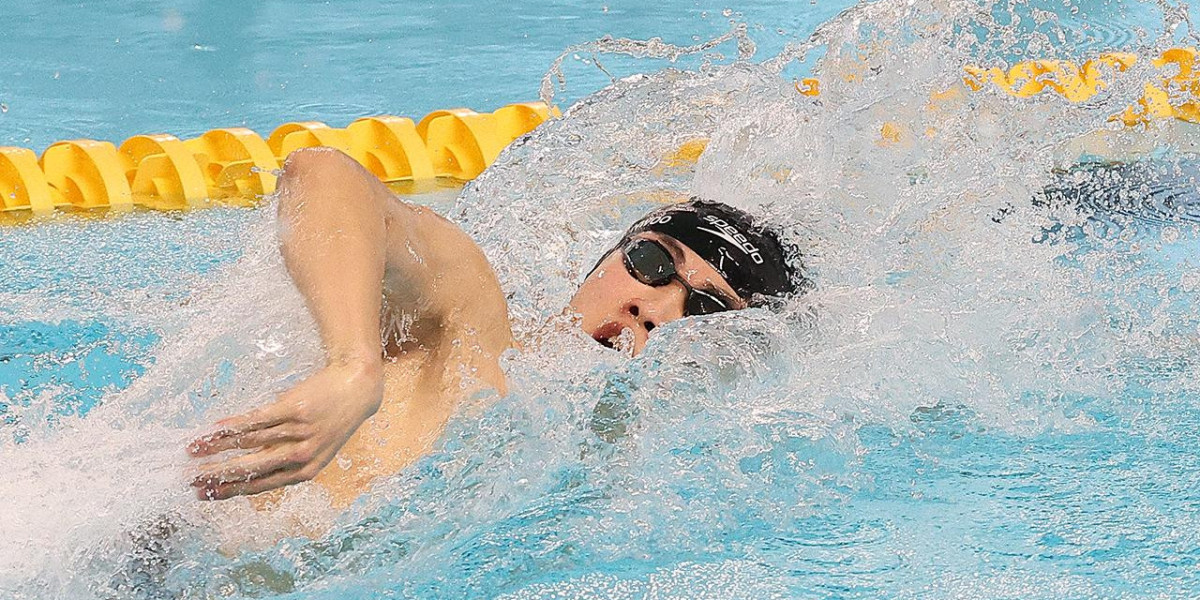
[187,147,805,507]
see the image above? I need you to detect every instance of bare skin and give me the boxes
[188,147,746,505]
[571,235,747,354]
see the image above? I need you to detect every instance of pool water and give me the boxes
[0,0,861,153]
[6,0,1200,599]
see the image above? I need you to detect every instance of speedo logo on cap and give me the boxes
[640,214,674,227]
[698,215,764,264]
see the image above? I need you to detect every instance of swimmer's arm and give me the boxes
[189,148,510,500]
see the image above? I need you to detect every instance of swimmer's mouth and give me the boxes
[592,321,628,350]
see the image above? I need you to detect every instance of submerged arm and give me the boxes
[188,148,511,500]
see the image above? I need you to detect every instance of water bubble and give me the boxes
[161,9,184,32]
[1181,271,1200,292]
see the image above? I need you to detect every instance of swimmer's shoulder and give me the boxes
[379,199,514,389]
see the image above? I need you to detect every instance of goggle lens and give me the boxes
[623,238,676,285]
[622,239,733,317]
[683,289,729,316]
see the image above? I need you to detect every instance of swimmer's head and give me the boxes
[568,198,807,354]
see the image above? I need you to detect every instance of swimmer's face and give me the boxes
[568,231,747,355]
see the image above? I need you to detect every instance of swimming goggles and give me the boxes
[621,238,736,316]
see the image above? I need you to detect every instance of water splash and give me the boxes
[538,22,758,107]
[5,0,1200,598]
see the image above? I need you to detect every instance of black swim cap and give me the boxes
[622,198,805,304]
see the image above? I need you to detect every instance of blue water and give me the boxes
[6,1,1200,599]
[0,209,248,432]
[0,0,861,153]
[1,0,1186,151]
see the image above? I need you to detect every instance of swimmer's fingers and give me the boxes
[187,426,304,457]
[187,404,289,456]
[195,468,308,501]
[217,403,289,434]
[190,444,314,490]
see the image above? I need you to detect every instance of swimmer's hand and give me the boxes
[187,361,382,501]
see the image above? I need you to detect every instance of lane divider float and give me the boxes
[960,48,1200,126]
[5,48,1199,219]
[0,102,556,216]
[793,47,1200,148]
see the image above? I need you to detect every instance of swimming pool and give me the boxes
[6,0,1200,598]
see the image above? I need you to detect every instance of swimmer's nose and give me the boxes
[628,302,648,332]
[626,295,676,334]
